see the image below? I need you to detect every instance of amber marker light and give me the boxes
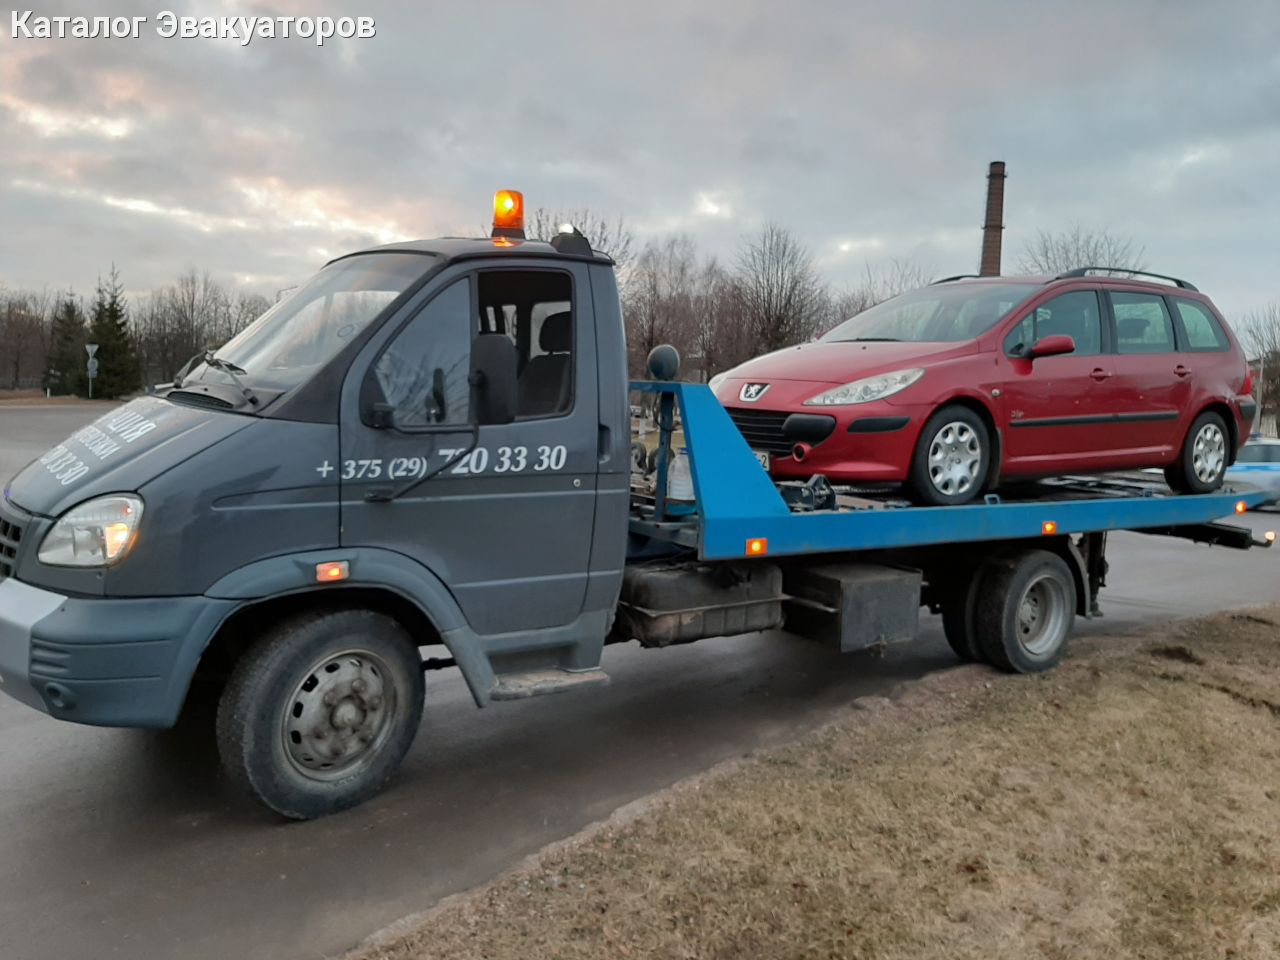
[1235,500,1248,515]
[1042,520,1058,536]
[492,189,525,237]
[315,561,350,583]
[745,537,769,557]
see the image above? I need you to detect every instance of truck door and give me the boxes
[337,262,600,634]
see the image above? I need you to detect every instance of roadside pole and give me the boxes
[86,343,99,400]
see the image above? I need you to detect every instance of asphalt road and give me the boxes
[1,404,1277,960]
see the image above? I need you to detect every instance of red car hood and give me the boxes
[724,339,977,384]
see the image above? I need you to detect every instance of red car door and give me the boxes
[997,289,1121,473]
[1105,290,1188,458]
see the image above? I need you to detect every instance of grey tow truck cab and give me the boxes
[1,193,1272,818]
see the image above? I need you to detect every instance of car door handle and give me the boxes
[1090,368,1112,381]
[1174,364,1191,378]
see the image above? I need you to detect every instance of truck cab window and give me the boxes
[374,278,472,428]
[478,270,574,419]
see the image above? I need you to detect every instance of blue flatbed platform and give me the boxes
[630,381,1275,561]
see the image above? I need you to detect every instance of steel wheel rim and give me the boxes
[281,649,399,782]
[1191,423,1226,484]
[1015,574,1069,658]
[928,421,982,496]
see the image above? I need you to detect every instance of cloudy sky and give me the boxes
[2,0,1278,317]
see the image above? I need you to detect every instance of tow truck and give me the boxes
[0,191,1274,818]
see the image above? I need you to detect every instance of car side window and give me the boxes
[1004,290,1102,357]
[374,278,472,429]
[1111,292,1176,354]
[1171,298,1229,352]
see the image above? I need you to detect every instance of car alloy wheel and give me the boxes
[1191,421,1226,486]
[927,421,982,497]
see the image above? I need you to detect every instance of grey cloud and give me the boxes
[0,0,1277,318]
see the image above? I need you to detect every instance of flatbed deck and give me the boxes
[629,381,1275,561]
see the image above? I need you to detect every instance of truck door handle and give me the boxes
[1090,368,1112,381]
[1174,364,1191,378]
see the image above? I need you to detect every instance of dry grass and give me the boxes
[352,609,1280,960]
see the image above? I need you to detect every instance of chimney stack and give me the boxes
[979,161,1006,277]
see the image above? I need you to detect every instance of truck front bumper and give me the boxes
[0,578,234,728]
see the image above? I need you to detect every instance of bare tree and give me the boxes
[826,259,936,329]
[1239,304,1280,422]
[623,235,699,375]
[735,223,827,353]
[1017,223,1146,275]
[526,207,634,273]
[0,287,54,390]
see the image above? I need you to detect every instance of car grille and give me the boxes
[725,408,794,455]
[0,513,23,580]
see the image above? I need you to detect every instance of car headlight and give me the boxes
[38,494,144,567]
[803,368,924,406]
[707,372,729,391]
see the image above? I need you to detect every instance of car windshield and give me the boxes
[184,252,434,392]
[822,283,1039,344]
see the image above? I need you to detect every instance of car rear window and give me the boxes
[1112,292,1176,354]
[1171,297,1229,351]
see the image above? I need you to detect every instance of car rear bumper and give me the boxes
[0,577,234,728]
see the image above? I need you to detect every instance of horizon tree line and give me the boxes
[2,221,1274,414]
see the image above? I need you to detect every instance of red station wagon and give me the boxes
[713,268,1256,505]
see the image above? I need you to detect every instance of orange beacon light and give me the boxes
[492,189,525,239]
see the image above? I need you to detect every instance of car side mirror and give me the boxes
[470,333,517,426]
[1029,334,1076,359]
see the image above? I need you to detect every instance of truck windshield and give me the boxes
[183,252,434,392]
[822,283,1038,344]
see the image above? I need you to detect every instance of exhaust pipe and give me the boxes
[792,442,811,462]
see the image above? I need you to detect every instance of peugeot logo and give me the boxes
[739,383,770,402]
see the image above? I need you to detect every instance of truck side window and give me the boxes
[375,278,472,428]
[478,270,574,419]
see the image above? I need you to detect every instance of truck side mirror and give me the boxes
[470,333,518,425]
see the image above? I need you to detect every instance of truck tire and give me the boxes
[1164,410,1229,494]
[975,549,1075,673]
[216,609,425,820]
[909,405,991,506]
[940,560,995,664]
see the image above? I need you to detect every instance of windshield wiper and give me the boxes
[201,351,261,409]
[842,336,902,342]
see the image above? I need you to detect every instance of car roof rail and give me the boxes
[930,274,982,284]
[1054,266,1199,292]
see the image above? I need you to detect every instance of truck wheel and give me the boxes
[975,550,1075,673]
[1164,410,1229,494]
[909,405,991,506]
[940,561,993,663]
[216,610,425,820]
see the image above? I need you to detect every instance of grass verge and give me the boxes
[352,608,1280,960]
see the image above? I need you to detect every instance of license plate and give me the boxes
[752,449,771,471]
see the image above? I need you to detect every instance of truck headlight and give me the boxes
[803,368,924,406]
[38,494,144,567]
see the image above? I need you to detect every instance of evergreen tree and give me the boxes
[45,292,87,396]
[88,266,141,398]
